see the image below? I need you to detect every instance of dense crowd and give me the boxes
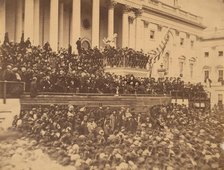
[13,104,224,169]
[103,46,150,69]
[0,38,207,98]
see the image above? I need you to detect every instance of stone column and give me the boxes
[33,0,40,45]
[108,0,116,39]
[92,0,100,48]
[49,0,59,51]
[59,2,64,48]
[24,0,34,43]
[169,29,176,77]
[16,0,23,42]
[128,12,136,49]
[72,0,81,53]
[122,5,130,48]
[135,10,143,51]
[0,0,6,44]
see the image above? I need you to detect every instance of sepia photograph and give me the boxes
[0,0,224,169]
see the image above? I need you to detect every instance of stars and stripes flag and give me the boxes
[148,29,171,65]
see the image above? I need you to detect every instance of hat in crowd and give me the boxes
[99,130,104,135]
[141,123,146,127]
[7,65,12,69]
[80,107,86,112]
[121,127,125,132]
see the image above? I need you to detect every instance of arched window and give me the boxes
[163,52,169,74]
[178,56,186,76]
[189,57,196,78]
[216,65,224,82]
[202,65,211,82]
[81,39,91,50]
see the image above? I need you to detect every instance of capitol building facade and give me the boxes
[0,0,206,80]
[0,0,223,105]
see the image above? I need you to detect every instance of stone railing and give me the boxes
[141,0,203,25]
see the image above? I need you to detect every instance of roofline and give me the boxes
[202,37,224,41]
[142,5,207,30]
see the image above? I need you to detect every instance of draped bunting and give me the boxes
[149,29,171,65]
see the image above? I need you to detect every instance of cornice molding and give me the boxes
[141,5,206,30]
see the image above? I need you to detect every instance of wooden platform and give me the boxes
[21,93,171,112]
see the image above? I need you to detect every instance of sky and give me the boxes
[179,0,224,28]
[161,0,224,28]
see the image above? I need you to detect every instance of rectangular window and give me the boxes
[150,30,155,39]
[180,38,184,46]
[204,52,209,57]
[218,70,224,82]
[218,51,223,56]
[190,40,194,48]
[218,94,223,104]
[190,63,193,78]
[204,70,209,80]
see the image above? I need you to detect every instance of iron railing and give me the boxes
[104,57,149,70]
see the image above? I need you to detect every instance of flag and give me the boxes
[149,29,170,65]
[159,44,164,51]
[153,56,158,63]
[150,50,157,55]
[157,54,161,61]
[149,57,153,64]
[161,40,166,46]
[156,48,160,54]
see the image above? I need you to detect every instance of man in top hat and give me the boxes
[76,38,82,55]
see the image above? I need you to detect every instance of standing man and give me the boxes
[30,77,38,98]
[3,65,14,81]
[76,38,82,55]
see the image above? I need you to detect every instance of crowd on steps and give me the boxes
[0,37,206,98]
[11,104,224,169]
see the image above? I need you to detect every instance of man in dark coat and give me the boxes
[2,65,15,81]
[30,77,38,98]
[3,32,9,45]
[76,38,82,55]
[25,37,31,47]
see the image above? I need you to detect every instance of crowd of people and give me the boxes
[103,46,150,69]
[0,37,207,99]
[13,104,224,169]
[1,34,223,169]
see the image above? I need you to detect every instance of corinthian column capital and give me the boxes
[108,0,117,9]
[135,9,143,17]
[123,5,132,13]
[128,11,136,21]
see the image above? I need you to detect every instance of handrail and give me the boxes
[104,56,149,69]
[22,90,207,98]
[22,92,170,97]
[0,80,26,84]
